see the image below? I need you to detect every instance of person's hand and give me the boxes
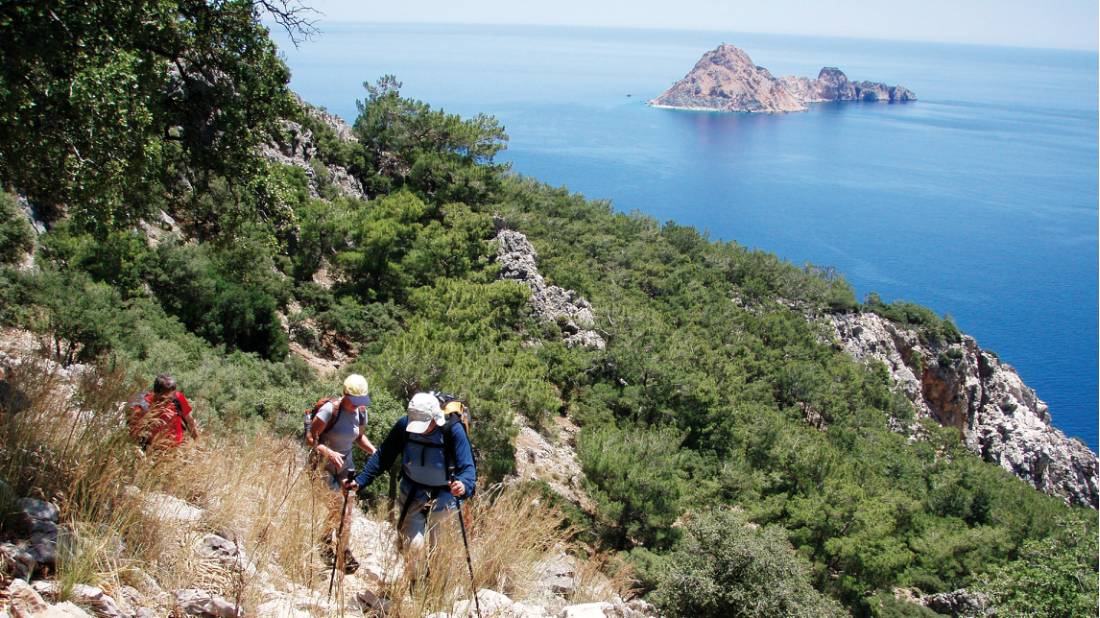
[343,479,359,493]
[449,480,466,497]
[318,445,344,469]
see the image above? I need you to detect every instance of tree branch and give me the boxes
[253,0,320,47]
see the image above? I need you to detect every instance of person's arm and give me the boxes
[176,393,198,439]
[354,430,376,456]
[447,423,477,497]
[349,418,407,490]
[128,402,145,439]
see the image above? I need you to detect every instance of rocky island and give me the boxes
[650,43,916,113]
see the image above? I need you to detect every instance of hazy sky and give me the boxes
[298,0,1098,51]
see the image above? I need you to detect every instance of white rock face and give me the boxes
[171,589,241,618]
[259,106,366,202]
[7,579,93,618]
[495,229,605,349]
[123,486,205,525]
[512,415,595,515]
[560,602,613,618]
[31,582,127,618]
[828,311,1098,508]
[346,510,403,586]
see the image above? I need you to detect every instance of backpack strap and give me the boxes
[317,397,344,440]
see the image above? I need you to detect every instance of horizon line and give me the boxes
[284,18,1100,54]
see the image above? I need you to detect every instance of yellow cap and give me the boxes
[444,401,465,416]
[343,374,369,397]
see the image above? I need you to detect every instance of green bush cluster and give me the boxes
[653,508,848,617]
[0,192,34,265]
[864,293,962,345]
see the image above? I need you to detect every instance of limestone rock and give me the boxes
[7,579,92,618]
[256,589,333,618]
[828,311,1099,508]
[2,498,61,576]
[604,599,659,618]
[124,487,204,525]
[303,102,357,144]
[196,534,254,576]
[259,119,366,202]
[171,589,242,618]
[13,499,59,531]
[512,416,595,515]
[346,511,402,586]
[532,552,577,596]
[0,542,37,580]
[560,602,613,618]
[9,579,49,617]
[496,229,605,349]
[651,44,915,113]
[920,589,991,617]
[31,581,127,618]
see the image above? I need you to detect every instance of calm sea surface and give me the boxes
[273,24,1099,451]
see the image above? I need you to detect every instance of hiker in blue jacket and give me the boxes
[344,392,476,551]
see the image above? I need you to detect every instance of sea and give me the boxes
[271,23,1099,451]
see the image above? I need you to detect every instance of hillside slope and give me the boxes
[0,5,1095,617]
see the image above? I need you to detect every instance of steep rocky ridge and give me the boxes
[827,311,1098,508]
[495,227,606,350]
[651,43,915,113]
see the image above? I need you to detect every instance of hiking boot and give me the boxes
[343,547,359,574]
[321,540,360,574]
[356,589,390,616]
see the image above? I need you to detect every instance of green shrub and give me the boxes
[866,592,940,617]
[978,516,1098,618]
[864,293,962,345]
[142,238,288,360]
[578,424,686,550]
[34,269,122,366]
[0,192,34,265]
[653,509,848,618]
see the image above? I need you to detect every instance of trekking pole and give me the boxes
[329,469,355,600]
[450,471,482,618]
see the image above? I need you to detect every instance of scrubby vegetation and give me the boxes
[0,2,1095,617]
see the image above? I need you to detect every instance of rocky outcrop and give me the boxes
[1,498,61,581]
[828,311,1098,508]
[7,579,93,618]
[424,590,657,618]
[260,106,366,201]
[920,589,991,617]
[651,44,915,113]
[496,229,605,349]
[31,581,129,618]
[171,589,241,618]
[512,416,596,514]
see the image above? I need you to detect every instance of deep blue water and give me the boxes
[273,23,1099,451]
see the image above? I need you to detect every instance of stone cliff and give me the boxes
[495,226,606,350]
[651,44,916,113]
[827,311,1098,508]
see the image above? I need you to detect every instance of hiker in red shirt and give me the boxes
[130,374,198,449]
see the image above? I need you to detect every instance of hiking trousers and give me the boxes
[397,492,454,551]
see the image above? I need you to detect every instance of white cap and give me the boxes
[406,392,445,434]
